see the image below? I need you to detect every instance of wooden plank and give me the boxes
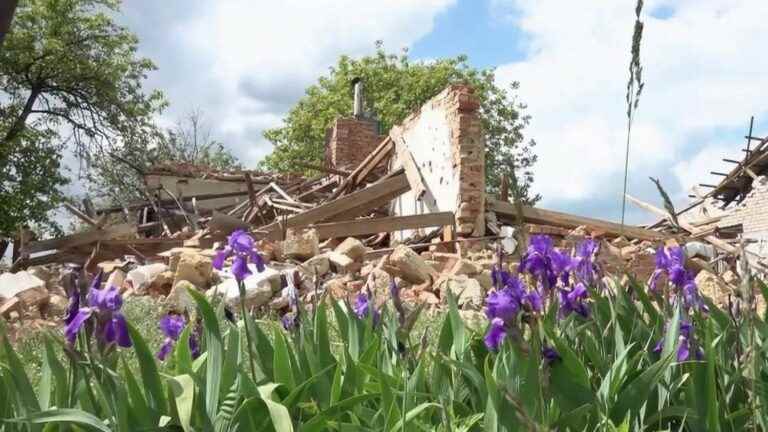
[490,199,665,241]
[364,235,504,258]
[62,202,99,227]
[208,211,250,233]
[353,136,394,186]
[295,162,350,176]
[296,177,338,202]
[270,182,299,203]
[328,135,393,200]
[309,212,454,239]
[97,190,252,213]
[24,223,136,254]
[243,172,258,204]
[261,173,410,240]
[395,144,427,199]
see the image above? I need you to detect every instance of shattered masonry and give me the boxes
[2,83,766,330]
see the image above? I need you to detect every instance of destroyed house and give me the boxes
[12,83,733,281]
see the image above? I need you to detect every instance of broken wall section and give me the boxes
[716,176,768,257]
[391,85,485,240]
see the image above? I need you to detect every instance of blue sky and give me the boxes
[113,0,768,226]
[410,1,529,68]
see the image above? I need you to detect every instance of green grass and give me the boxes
[16,296,166,386]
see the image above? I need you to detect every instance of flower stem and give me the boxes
[238,281,258,382]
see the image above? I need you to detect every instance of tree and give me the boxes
[90,109,240,204]
[262,44,539,204]
[0,0,165,236]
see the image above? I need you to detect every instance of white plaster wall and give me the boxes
[390,100,457,241]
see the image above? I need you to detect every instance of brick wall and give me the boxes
[717,176,768,256]
[325,117,384,170]
[391,84,486,238]
[449,85,485,236]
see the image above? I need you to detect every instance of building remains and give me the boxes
[1,83,764,331]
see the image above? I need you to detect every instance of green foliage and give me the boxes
[262,43,539,204]
[3,276,768,430]
[0,0,166,235]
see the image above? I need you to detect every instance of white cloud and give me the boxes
[149,0,455,166]
[494,0,768,217]
[673,142,735,197]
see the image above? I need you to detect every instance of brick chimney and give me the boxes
[325,118,383,169]
[325,78,385,170]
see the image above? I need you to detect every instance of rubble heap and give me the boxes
[2,84,761,331]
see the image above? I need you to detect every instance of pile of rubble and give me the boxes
[2,83,761,332]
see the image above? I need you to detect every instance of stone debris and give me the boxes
[4,83,764,330]
[282,228,319,260]
[334,237,367,261]
[126,263,169,294]
[210,266,282,310]
[383,245,437,285]
[435,275,484,308]
[173,253,213,289]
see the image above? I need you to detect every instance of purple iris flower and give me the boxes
[524,289,543,313]
[64,283,131,348]
[649,246,686,292]
[542,345,560,365]
[573,238,600,286]
[157,314,186,360]
[550,249,573,286]
[189,323,201,359]
[559,283,590,319]
[157,314,201,360]
[212,229,265,281]
[65,271,101,326]
[485,287,521,322]
[484,317,508,351]
[521,235,572,290]
[653,319,702,361]
[648,245,704,310]
[353,292,380,324]
[281,313,298,331]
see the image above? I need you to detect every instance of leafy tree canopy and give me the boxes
[0,0,165,236]
[262,43,539,204]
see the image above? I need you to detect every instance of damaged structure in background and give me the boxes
[2,82,764,332]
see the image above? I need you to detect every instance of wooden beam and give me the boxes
[309,212,454,239]
[261,173,410,240]
[489,199,665,241]
[710,171,729,176]
[23,224,136,254]
[395,144,427,199]
[328,136,393,200]
[270,182,299,204]
[243,172,258,204]
[624,194,759,263]
[723,158,741,164]
[353,136,394,186]
[295,162,350,176]
[744,167,759,180]
[97,190,252,213]
[296,177,338,202]
[62,202,99,227]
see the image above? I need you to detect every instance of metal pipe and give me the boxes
[352,77,363,118]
